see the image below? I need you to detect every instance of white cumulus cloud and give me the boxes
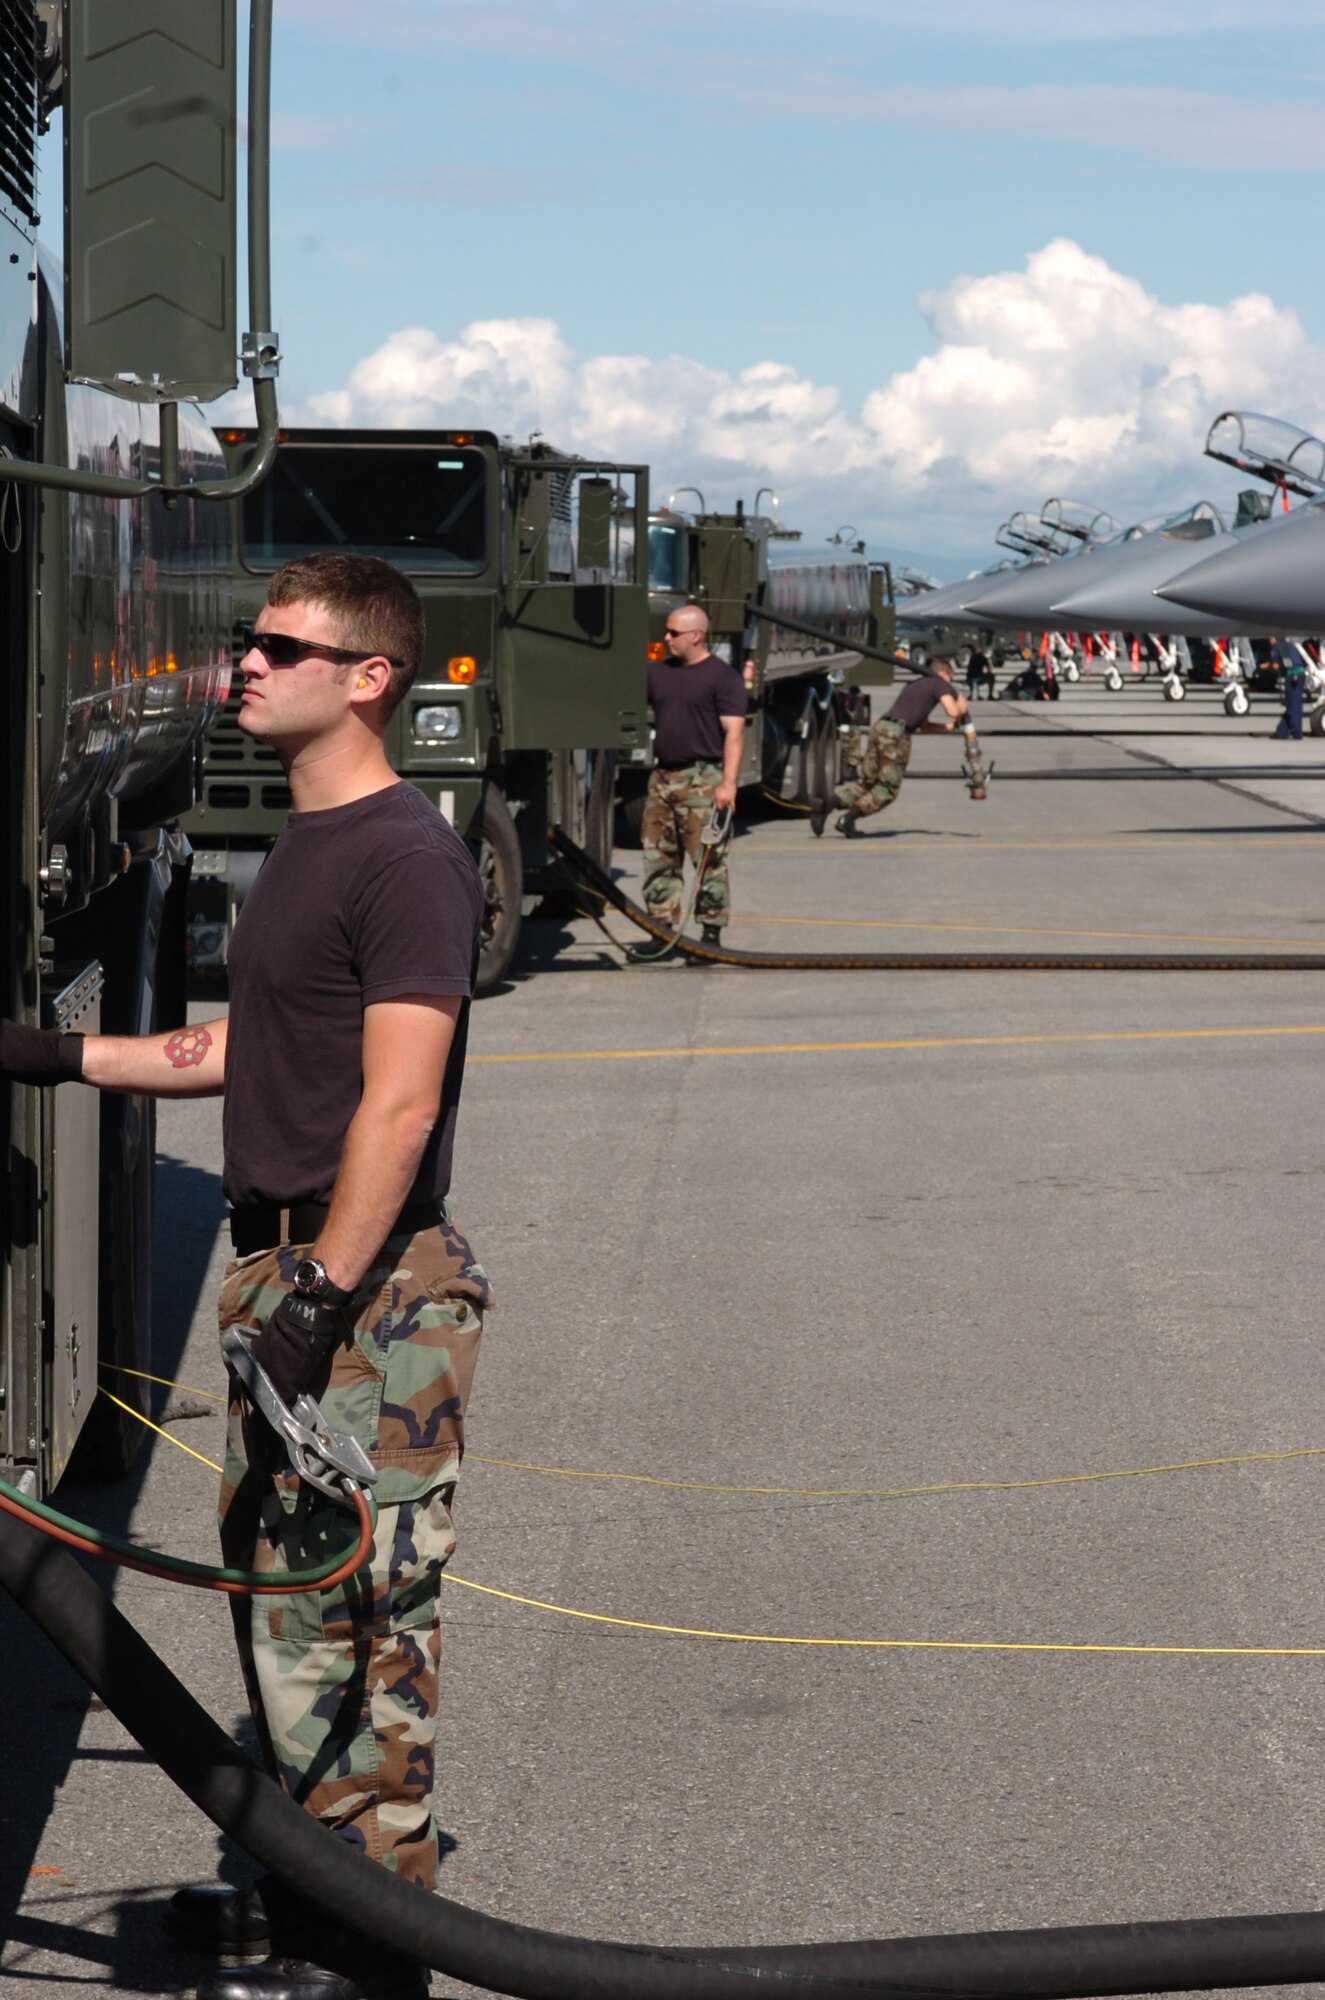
[294,240,1325,570]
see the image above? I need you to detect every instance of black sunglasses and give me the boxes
[240,623,404,670]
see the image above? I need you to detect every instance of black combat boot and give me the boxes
[165,1880,273,1959]
[809,796,831,837]
[194,1945,426,2000]
[684,923,724,962]
[835,809,862,838]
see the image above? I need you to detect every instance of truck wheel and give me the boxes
[617,789,646,848]
[1224,685,1250,717]
[468,787,522,996]
[68,1099,155,1480]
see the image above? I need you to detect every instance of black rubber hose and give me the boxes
[550,829,1325,973]
[744,600,914,675]
[8,1506,1325,2000]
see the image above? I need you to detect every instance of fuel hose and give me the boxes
[0,1474,376,1596]
[6,1503,1325,1999]
[551,828,1325,973]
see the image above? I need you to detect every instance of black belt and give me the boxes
[228,1199,443,1256]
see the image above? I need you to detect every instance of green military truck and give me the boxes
[628,502,894,832]
[185,429,650,991]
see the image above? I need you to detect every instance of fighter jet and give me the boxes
[1151,412,1325,631]
[955,499,1124,625]
[1044,502,1286,639]
[900,559,1026,630]
[1155,498,1325,632]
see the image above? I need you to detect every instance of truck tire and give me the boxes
[468,787,522,996]
[618,790,646,847]
[68,1098,155,1480]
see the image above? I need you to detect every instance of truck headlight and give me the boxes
[413,704,465,742]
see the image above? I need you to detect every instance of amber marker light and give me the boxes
[647,641,666,661]
[447,656,477,684]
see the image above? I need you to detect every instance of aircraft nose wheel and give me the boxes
[1223,685,1250,718]
[1163,676,1185,702]
[1104,668,1123,692]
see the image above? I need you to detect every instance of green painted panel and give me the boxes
[64,0,236,400]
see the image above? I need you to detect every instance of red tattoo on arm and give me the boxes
[163,1027,212,1070]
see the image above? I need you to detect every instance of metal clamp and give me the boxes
[701,804,733,846]
[241,331,282,380]
[221,1327,379,1504]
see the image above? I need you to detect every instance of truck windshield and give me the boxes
[647,521,685,593]
[241,446,488,573]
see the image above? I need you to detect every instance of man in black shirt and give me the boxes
[644,602,748,944]
[811,656,969,836]
[0,554,486,2000]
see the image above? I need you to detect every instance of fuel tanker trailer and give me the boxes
[2,0,279,1493]
[626,501,894,832]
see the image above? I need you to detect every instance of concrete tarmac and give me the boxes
[6,677,1325,1998]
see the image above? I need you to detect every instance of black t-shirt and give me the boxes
[222,781,483,1209]
[887,675,953,730]
[648,653,747,765]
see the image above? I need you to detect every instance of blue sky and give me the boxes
[84,2,1325,575]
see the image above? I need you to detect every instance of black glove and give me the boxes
[249,1290,352,1409]
[0,1020,85,1086]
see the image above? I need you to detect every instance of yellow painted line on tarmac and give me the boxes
[730,913,1325,948]
[471,1023,1325,1068]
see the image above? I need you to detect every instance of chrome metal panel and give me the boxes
[43,959,101,1484]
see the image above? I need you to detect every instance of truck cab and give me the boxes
[185,429,650,988]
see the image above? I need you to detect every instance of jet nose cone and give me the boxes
[1157,511,1325,630]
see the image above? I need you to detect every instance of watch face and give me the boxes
[293,1259,323,1295]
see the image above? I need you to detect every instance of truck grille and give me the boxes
[0,0,39,229]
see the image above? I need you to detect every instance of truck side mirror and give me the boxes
[64,0,237,404]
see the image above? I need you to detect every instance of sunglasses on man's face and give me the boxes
[240,623,404,670]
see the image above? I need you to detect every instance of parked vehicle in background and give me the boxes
[185,429,650,991]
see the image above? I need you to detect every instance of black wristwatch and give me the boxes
[292,1257,354,1308]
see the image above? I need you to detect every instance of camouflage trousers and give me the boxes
[642,761,732,928]
[834,716,912,818]
[218,1213,491,1892]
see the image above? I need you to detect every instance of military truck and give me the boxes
[2,0,275,1496]
[185,429,650,991]
[626,502,894,833]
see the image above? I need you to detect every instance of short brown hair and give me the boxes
[266,552,426,718]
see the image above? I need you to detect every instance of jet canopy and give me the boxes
[1204,412,1325,500]
[1039,497,1122,544]
[995,511,1074,558]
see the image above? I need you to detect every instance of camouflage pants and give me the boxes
[218,1214,490,1892]
[834,717,912,818]
[641,761,732,928]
